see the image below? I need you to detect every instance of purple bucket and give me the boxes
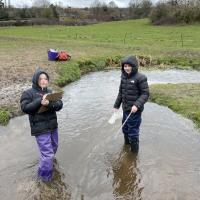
[48,49,59,61]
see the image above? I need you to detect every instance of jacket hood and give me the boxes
[32,68,49,91]
[121,56,138,77]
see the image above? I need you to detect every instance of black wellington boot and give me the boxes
[124,134,130,145]
[130,138,139,153]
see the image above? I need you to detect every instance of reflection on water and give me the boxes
[112,145,143,200]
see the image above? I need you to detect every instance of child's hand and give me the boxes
[42,94,48,100]
[113,108,118,112]
[41,94,49,106]
[131,105,138,113]
[41,98,49,106]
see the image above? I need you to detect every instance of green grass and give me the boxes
[150,83,200,128]
[54,61,81,87]
[54,55,122,87]
[0,19,200,49]
[0,109,9,125]
[152,56,200,70]
[1,19,200,59]
[1,19,200,71]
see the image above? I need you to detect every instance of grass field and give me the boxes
[1,19,200,58]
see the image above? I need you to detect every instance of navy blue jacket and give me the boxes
[114,56,149,112]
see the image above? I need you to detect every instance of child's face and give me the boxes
[124,64,132,74]
[38,74,49,89]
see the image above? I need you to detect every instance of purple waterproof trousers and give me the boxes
[35,129,58,182]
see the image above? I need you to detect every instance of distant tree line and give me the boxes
[0,0,58,20]
[90,0,152,21]
[150,0,200,25]
[0,0,152,22]
[0,0,199,26]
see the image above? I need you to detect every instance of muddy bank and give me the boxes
[0,55,122,122]
[0,54,116,121]
[0,53,198,124]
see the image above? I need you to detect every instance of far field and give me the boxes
[0,19,200,58]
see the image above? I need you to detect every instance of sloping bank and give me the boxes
[1,55,200,126]
[54,56,123,87]
[150,83,200,128]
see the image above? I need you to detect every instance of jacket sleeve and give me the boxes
[20,91,42,114]
[134,75,149,109]
[48,100,63,112]
[114,81,122,109]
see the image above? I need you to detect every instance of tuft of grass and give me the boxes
[78,58,107,74]
[54,61,81,87]
[54,55,122,87]
[150,83,200,128]
[152,56,200,70]
[0,109,9,126]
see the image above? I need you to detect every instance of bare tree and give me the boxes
[108,1,118,8]
[129,0,140,8]
[32,0,50,8]
[90,0,102,19]
[0,0,4,8]
[129,0,152,19]
[91,0,102,8]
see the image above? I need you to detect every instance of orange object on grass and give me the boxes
[58,51,71,61]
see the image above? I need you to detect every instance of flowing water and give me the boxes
[1,69,200,200]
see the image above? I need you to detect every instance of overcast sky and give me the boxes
[8,0,159,8]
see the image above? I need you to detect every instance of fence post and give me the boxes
[181,33,183,48]
[123,32,127,44]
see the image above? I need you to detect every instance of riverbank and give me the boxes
[0,54,200,126]
[150,83,200,128]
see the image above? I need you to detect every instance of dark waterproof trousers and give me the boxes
[122,111,142,143]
